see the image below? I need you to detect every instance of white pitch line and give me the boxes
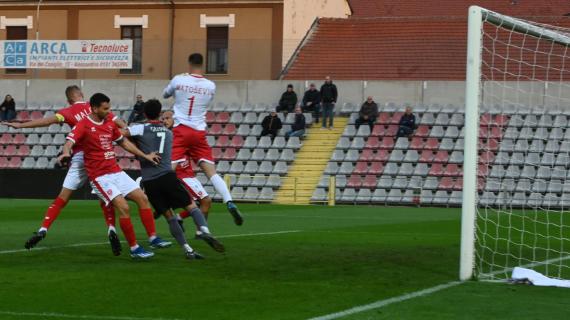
[0,311,185,320]
[0,230,302,255]
[307,281,462,320]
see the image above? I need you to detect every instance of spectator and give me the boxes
[261,110,283,139]
[276,84,297,113]
[285,106,306,138]
[128,94,146,124]
[397,106,417,137]
[301,83,321,123]
[355,96,378,131]
[0,94,16,121]
[320,76,338,130]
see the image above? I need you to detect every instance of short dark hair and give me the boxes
[65,85,81,100]
[89,93,110,108]
[188,53,204,66]
[143,99,162,120]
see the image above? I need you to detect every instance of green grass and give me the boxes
[0,200,567,320]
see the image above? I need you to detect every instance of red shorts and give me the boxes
[172,125,214,164]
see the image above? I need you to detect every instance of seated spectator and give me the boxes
[0,94,16,121]
[128,94,146,124]
[355,96,378,131]
[397,106,417,137]
[286,106,306,138]
[276,84,297,113]
[261,110,283,138]
[301,83,321,123]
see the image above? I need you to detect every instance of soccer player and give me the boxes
[122,100,224,259]
[58,93,170,259]
[162,53,243,226]
[4,85,122,254]
[161,110,212,232]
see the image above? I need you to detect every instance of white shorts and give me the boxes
[62,152,88,191]
[181,177,209,201]
[90,171,140,206]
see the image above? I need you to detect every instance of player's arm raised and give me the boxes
[118,137,161,166]
[4,114,60,129]
[162,78,176,99]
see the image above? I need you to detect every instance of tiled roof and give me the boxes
[347,0,570,18]
[283,16,570,80]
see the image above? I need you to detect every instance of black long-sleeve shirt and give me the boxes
[291,113,306,131]
[302,89,321,106]
[320,82,338,103]
[399,113,416,129]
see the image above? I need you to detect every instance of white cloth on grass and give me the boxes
[511,267,570,288]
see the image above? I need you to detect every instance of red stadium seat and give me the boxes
[477,178,485,191]
[443,164,460,177]
[209,124,223,136]
[16,145,30,157]
[439,177,454,190]
[369,162,384,175]
[419,150,434,162]
[424,138,439,150]
[206,111,216,124]
[385,125,398,136]
[222,124,237,136]
[221,147,237,160]
[212,147,223,160]
[0,134,12,144]
[0,157,8,168]
[362,175,377,188]
[433,151,449,163]
[359,149,374,162]
[494,114,509,127]
[490,127,502,139]
[347,175,362,188]
[118,158,131,170]
[353,161,369,175]
[7,157,22,168]
[410,137,424,150]
[376,113,390,124]
[453,178,463,191]
[371,125,385,137]
[379,137,395,149]
[374,150,389,162]
[215,112,230,124]
[16,111,30,121]
[130,160,141,171]
[30,111,43,120]
[429,163,444,176]
[230,135,244,148]
[479,151,495,165]
[477,164,490,177]
[479,139,499,152]
[480,113,492,126]
[390,112,403,125]
[4,145,17,156]
[12,134,25,145]
[215,135,230,148]
[414,125,430,137]
[365,137,380,149]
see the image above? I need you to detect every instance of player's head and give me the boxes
[188,53,204,71]
[65,85,84,104]
[143,99,162,121]
[89,93,111,120]
[161,110,174,129]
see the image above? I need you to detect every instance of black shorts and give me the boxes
[142,172,192,215]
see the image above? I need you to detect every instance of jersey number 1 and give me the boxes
[188,96,195,115]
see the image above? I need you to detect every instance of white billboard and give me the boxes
[0,40,132,69]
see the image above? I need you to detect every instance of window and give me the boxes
[6,26,27,74]
[207,26,228,74]
[120,26,142,74]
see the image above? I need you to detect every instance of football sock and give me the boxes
[188,208,210,234]
[210,174,232,203]
[41,197,68,230]
[99,201,116,228]
[139,208,156,238]
[119,217,137,247]
[167,216,188,247]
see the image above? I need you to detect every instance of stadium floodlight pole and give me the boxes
[460,5,483,281]
[34,0,42,79]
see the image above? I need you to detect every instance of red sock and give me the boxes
[178,210,190,219]
[41,197,68,229]
[119,217,137,247]
[139,208,156,238]
[99,201,116,227]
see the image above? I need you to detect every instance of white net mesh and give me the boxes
[475,11,570,280]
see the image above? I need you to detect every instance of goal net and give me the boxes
[461,6,570,281]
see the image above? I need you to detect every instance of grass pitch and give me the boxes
[0,199,568,319]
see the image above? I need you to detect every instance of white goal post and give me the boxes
[461,6,570,281]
